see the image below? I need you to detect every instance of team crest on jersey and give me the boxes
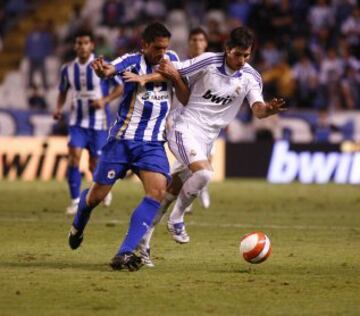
[107,170,116,179]
[142,92,150,100]
[190,149,197,157]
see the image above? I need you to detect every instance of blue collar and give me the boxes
[217,55,242,78]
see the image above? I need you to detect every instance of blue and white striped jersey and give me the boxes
[59,54,121,130]
[108,50,179,142]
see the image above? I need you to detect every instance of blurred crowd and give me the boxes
[1,0,360,112]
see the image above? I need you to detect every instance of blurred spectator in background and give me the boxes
[0,0,359,123]
[95,35,114,60]
[102,0,124,27]
[114,26,132,57]
[292,53,319,108]
[25,19,55,90]
[341,6,360,56]
[67,4,84,39]
[27,83,47,111]
[206,12,226,52]
[341,66,360,109]
[271,0,293,46]
[227,0,252,25]
[319,47,343,109]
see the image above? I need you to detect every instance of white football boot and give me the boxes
[167,221,190,244]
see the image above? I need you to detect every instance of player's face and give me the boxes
[74,36,94,60]
[225,46,252,71]
[188,33,207,58]
[142,37,170,65]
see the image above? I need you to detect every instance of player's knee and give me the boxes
[147,188,167,202]
[193,169,213,188]
[68,155,80,167]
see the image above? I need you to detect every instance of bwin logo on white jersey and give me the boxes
[202,90,232,105]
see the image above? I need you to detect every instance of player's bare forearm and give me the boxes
[103,85,124,103]
[251,98,286,119]
[53,92,67,120]
[173,77,190,106]
[123,71,165,86]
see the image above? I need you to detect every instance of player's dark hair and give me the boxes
[74,30,95,42]
[142,23,171,43]
[188,27,208,42]
[226,27,254,49]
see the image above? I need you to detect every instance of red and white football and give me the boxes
[239,232,272,264]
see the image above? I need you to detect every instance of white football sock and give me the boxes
[169,169,213,224]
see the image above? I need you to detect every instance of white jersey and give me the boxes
[173,52,264,142]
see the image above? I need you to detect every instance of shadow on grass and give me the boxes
[0,260,112,272]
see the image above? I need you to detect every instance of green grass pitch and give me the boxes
[0,180,359,315]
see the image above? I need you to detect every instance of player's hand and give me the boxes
[266,98,287,115]
[53,109,62,120]
[157,59,180,81]
[91,56,115,78]
[123,71,146,87]
[91,99,105,109]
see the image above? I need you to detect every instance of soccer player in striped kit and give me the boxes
[53,31,123,215]
[67,23,190,271]
[125,27,286,264]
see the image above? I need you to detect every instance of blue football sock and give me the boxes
[72,189,94,232]
[67,166,81,199]
[118,196,160,254]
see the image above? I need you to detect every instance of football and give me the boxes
[239,232,272,264]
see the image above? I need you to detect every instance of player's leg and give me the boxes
[66,126,87,214]
[110,142,170,271]
[88,129,113,207]
[168,161,213,243]
[68,139,128,250]
[198,153,213,209]
[68,182,113,249]
[139,166,191,259]
[66,147,83,215]
[167,130,213,243]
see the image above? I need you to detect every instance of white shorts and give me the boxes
[168,128,213,167]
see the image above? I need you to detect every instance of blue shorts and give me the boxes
[93,139,171,185]
[68,126,108,157]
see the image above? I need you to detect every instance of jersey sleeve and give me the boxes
[246,72,264,107]
[174,52,223,77]
[58,65,70,93]
[166,50,180,62]
[111,53,141,74]
[173,52,224,85]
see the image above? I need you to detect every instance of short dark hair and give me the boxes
[74,30,95,42]
[142,23,171,43]
[226,27,254,49]
[188,27,208,42]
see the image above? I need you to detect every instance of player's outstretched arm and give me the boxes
[251,98,287,119]
[122,71,165,87]
[91,85,124,109]
[91,56,116,78]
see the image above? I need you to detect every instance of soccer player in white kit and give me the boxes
[126,26,286,264]
[168,27,211,214]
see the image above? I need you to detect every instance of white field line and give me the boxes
[0,217,358,231]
